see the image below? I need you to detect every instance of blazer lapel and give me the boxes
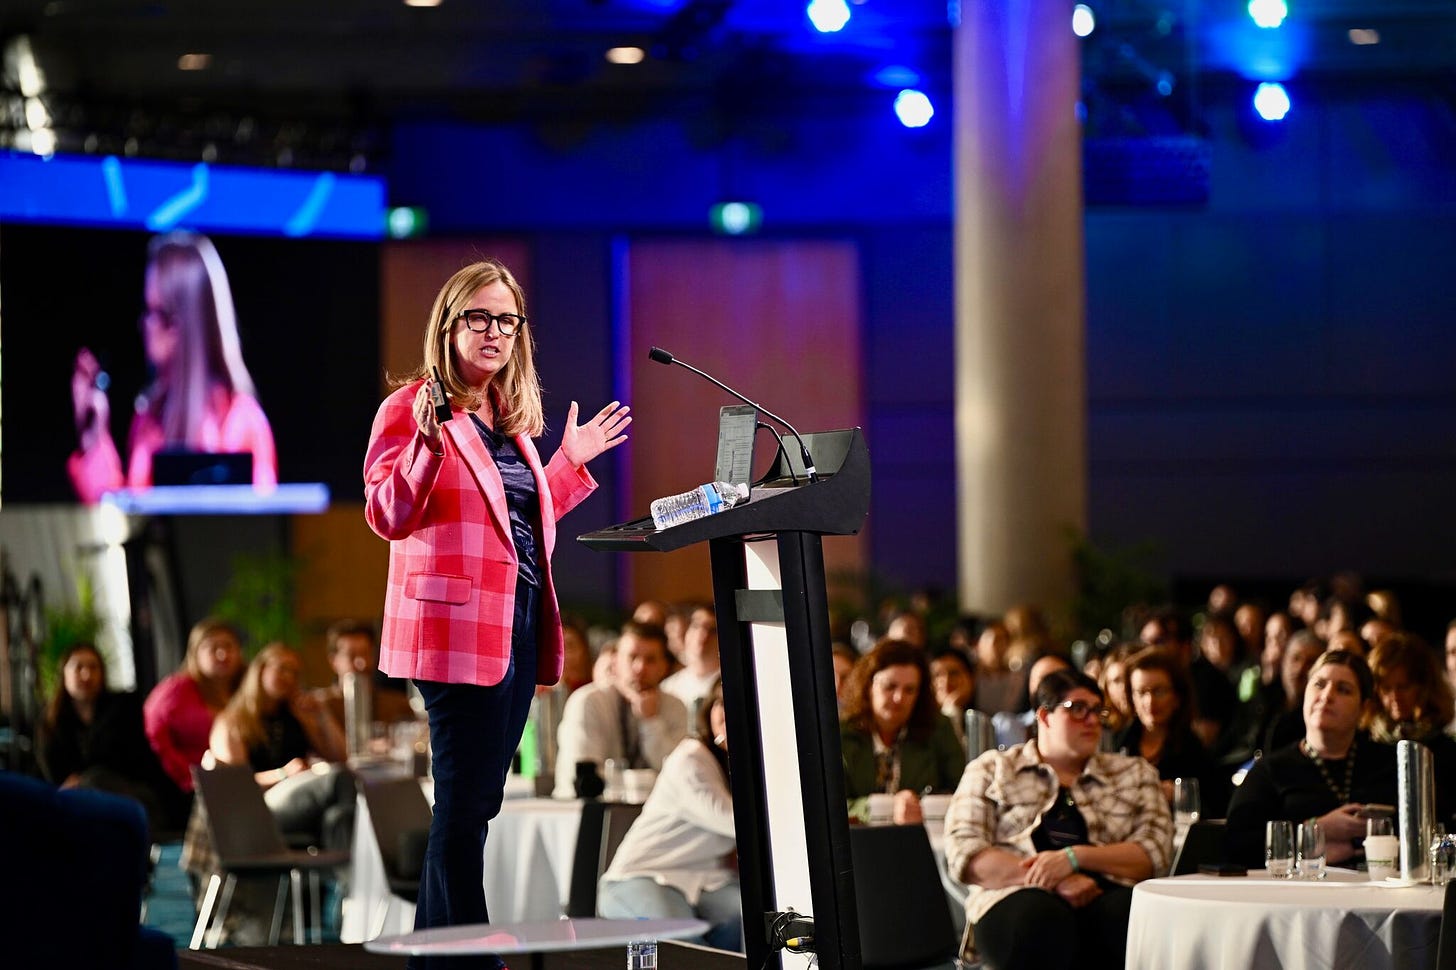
[444,416,511,542]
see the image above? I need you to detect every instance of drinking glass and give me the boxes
[1297,819,1326,880]
[1431,832,1456,886]
[1265,820,1295,878]
[1173,777,1202,827]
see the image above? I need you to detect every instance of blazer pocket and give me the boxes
[404,572,473,604]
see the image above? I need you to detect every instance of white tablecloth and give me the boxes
[1126,869,1443,970]
[343,781,584,943]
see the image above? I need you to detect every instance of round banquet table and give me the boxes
[1125,868,1443,970]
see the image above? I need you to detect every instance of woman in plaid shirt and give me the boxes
[942,668,1173,970]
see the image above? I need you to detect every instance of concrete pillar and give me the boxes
[954,0,1087,618]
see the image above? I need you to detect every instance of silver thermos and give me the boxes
[965,709,997,762]
[1397,739,1435,883]
[342,671,372,760]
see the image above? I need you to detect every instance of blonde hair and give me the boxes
[397,258,544,438]
[219,642,299,756]
[182,616,244,709]
[144,232,258,444]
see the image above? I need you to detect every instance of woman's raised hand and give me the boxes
[561,400,631,468]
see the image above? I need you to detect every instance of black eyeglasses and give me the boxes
[454,309,526,336]
[1048,699,1111,724]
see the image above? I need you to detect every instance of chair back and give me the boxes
[848,824,960,970]
[359,775,433,897]
[1170,818,1227,876]
[566,800,646,917]
[1437,879,1456,970]
[191,763,290,862]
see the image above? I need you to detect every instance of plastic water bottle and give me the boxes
[626,931,657,969]
[650,481,749,530]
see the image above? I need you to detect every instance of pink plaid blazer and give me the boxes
[364,381,597,687]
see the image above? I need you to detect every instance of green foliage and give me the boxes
[1067,527,1168,642]
[210,552,300,654]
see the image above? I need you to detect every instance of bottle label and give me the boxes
[702,484,723,514]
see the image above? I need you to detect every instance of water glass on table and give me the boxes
[1430,832,1456,886]
[1173,777,1201,827]
[1266,820,1295,878]
[1365,817,1399,882]
[1297,819,1326,880]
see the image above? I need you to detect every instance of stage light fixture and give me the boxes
[710,201,762,235]
[1253,82,1290,121]
[807,0,850,34]
[1072,4,1096,38]
[894,89,934,128]
[1248,0,1287,29]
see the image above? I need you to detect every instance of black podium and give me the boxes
[580,428,870,970]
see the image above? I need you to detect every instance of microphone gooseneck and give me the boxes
[646,346,818,482]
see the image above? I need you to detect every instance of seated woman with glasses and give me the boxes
[840,638,967,825]
[1224,649,1398,870]
[943,669,1173,970]
[1113,648,1229,818]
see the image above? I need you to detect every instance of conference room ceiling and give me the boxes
[3,0,1454,168]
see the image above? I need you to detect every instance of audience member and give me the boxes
[593,638,618,687]
[1003,603,1055,671]
[553,621,688,798]
[598,678,741,951]
[661,605,721,710]
[559,617,594,694]
[144,616,245,794]
[973,621,1026,715]
[1261,630,1325,754]
[839,638,964,823]
[207,644,352,847]
[1113,649,1228,818]
[831,642,858,712]
[40,643,189,833]
[885,610,927,649]
[312,619,415,737]
[1446,620,1456,731]
[993,654,1071,749]
[943,669,1172,970]
[1367,633,1456,827]
[930,645,979,754]
[1097,645,1134,737]
[1225,650,1397,869]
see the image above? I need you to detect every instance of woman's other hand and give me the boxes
[561,400,631,468]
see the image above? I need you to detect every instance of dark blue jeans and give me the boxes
[410,581,539,970]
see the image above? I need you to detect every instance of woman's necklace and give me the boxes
[1301,738,1356,803]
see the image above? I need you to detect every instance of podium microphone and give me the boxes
[647,346,818,482]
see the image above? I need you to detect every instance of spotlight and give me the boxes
[894,89,934,129]
[1252,82,1290,121]
[807,0,850,34]
[1072,4,1095,38]
[1247,0,1287,29]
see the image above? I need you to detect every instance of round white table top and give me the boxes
[363,917,710,956]
[1136,867,1443,911]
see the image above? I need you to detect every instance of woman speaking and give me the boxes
[365,258,629,969]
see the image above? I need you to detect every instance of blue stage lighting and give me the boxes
[1253,82,1290,121]
[1072,4,1096,38]
[807,0,850,33]
[894,90,934,129]
[1248,0,1288,29]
